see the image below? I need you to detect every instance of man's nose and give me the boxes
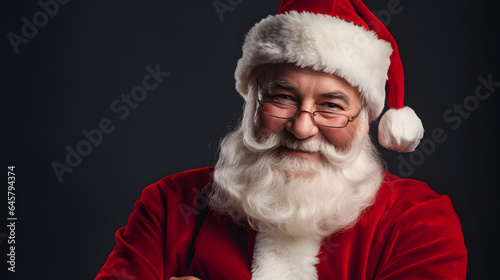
[286,110,319,139]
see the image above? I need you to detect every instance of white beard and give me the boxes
[205,106,383,279]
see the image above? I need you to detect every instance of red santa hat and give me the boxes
[235,0,424,152]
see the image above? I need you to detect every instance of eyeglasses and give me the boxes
[258,100,363,128]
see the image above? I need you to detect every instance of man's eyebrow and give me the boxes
[269,80,296,92]
[319,92,351,106]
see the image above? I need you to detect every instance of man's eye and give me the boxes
[271,94,293,101]
[325,102,338,108]
[320,102,342,111]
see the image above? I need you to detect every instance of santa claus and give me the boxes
[96,0,467,279]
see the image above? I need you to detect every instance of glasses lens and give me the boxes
[263,102,297,118]
[314,112,349,128]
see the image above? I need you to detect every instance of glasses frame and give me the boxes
[258,100,363,128]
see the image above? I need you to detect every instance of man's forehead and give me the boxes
[266,63,356,87]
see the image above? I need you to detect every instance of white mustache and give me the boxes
[279,134,323,153]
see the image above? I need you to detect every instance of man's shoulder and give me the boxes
[356,171,464,254]
[155,166,214,187]
[139,166,214,203]
[374,171,455,219]
[380,171,442,200]
[364,172,466,269]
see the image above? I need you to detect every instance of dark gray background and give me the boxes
[1,0,499,279]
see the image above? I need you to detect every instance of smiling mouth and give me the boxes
[278,142,320,153]
[278,146,321,159]
[280,146,316,153]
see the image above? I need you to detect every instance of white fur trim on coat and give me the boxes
[251,231,322,280]
[378,107,424,152]
[235,11,393,120]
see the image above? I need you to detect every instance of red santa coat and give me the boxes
[95,167,467,279]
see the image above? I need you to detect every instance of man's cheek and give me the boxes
[324,131,349,148]
[259,114,285,134]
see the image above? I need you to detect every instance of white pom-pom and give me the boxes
[378,107,424,153]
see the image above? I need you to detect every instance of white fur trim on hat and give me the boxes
[235,11,393,120]
[378,107,424,153]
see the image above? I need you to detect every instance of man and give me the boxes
[96,0,467,279]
